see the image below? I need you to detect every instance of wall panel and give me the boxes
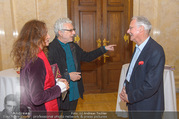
[133,0,179,84]
[0,0,67,70]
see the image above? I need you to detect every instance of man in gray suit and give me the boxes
[120,16,165,119]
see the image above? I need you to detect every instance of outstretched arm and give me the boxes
[105,44,117,51]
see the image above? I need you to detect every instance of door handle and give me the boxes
[96,38,102,60]
[97,38,102,48]
[74,35,80,43]
[124,34,129,43]
[103,54,109,63]
[103,38,109,63]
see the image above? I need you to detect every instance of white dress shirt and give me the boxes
[126,36,150,82]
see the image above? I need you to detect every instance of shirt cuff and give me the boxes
[103,46,107,51]
[56,81,67,93]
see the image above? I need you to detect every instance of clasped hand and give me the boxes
[56,78,69,93]
[119,87,129,103]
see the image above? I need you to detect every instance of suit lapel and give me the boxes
[54,38,67,63]
[69,43,78,71]
[54,39,79,71]
[126,47,137,77]
[132,38,153,75]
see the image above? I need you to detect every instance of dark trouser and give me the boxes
[61,99,78,119]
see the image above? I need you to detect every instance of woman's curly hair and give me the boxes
[11,20,48,68]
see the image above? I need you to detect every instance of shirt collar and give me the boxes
[135,36,150,51]
[58,39,67,47]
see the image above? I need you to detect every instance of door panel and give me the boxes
[79,11,100,92]
[74,0,102,93]
[68,0,133,93]
[79,0,96,6]
[102,0,130,92]
[80,12,96,51]
[107,0,124,5]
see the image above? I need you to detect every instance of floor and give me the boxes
[76,92,179,111]
[76,92,117,111]
[75,92,179,119]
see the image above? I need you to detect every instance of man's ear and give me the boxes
[58,31,63,36]
[139,26,144,32]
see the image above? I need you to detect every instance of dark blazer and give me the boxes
[48,36,106,109]
[125,37,165,111]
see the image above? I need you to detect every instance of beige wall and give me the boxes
[0,0,179,83]
[133,0,179,83]
[0,0,67,70]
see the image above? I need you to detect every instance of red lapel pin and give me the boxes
[138,61,144,65]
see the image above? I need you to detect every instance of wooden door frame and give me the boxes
[67,0,133,26]
[67,0,133,52]
[67,0,133,93]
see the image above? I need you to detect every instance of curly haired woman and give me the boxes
[11,20,69,118]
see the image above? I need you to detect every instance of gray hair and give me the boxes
[132,16,152,34]
[54,18,72,36]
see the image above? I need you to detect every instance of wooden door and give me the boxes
[68,0,133,93]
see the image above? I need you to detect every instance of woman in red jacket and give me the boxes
[11,20,69,118]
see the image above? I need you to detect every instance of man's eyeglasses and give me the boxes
[61,28,76,32]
